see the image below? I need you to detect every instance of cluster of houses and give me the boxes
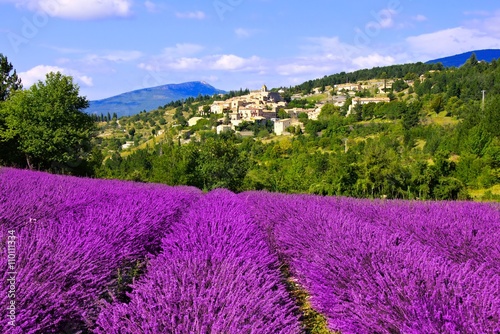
[347,97,391,115]
[189,82,394,136]
[199,85,287,125]
[334,80,394,93]
[194,84,294,135]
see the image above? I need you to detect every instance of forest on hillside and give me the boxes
[1,54,500,201]
[95,55,500,201]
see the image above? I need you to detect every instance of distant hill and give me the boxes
[86,81,226,117]
[426,49,500,67]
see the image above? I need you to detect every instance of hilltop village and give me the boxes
[188,80,395,136]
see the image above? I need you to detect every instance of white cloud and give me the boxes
[366,9,397,30]
[272,35,406,81]
[202,75,219,83]
[167,57,204,70]
[480,11,500,37]
[43,45,88,54]
[404,11,500,60]
[211,55,260,70]
[19,65,93,87]
[175,11,206,20]
[235,28,259,38]
[352,54,395,68]
[138,45,262,73]
[276,63,334,76]
[78,75,93,86]
[3,0,133,20]
[138,44,205,71]
[406,27,500,59]
[413,14,427,22]
[301,36,367,60]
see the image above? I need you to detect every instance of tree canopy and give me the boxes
[0,72,94,172]
[0,54,22,101]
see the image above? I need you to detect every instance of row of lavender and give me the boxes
[0,169,299,333]
[241,192,500,333]
[96,190,299,333]
[1,168,499,333]
[0,168,202,333]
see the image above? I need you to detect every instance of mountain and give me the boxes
[86,81,226,117]
[426,49,500,67]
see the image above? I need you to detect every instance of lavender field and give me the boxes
[1,168,499,334]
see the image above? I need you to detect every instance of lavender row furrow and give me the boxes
[0,168,201,332]
[96,190,300,333]
[241,191,500,334]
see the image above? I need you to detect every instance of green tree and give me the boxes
[429,94,444,113]
[380,71,388,92]
[318,103,338,120]
[194,136,248,191]
[482,95,500,137]
[392,79,409,92]
[0,54,22,101]
[1,72,94,172]
[404,72,418,81]
[202,105,211,115]
[402,101,421,131]
[278,108,289,119]
[0,54,23,165]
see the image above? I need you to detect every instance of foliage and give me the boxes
[318,103,339,121]
[0,72,94,173]
[286,98,316,109]
[0,54,22,102]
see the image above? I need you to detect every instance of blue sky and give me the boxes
[1,0,500,100]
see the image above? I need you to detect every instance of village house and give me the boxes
[210,101,231,114]
[307,106,324,121]
[216,124,232,134]
[331,95,347,107]
[231,99,246,110]
[286,107,316,118]
[229,112,243,127]
[274,118,292,135]
[262,109,277,119]
[335,83,360,92]
[348,97,390,115]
